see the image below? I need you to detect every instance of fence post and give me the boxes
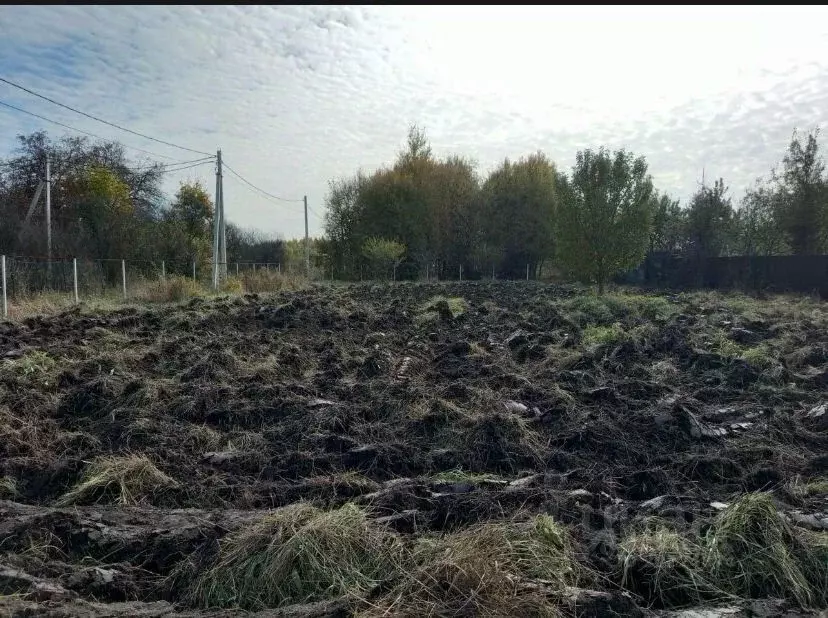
[278,263,281,274]
[459,264,463,281]
[192,261,196,281]
[266,263,270,272]
[121,260,127,299]
[492,265,495,280]
[1,255,6,319]
[73,258,79,304]
[161,260,166,282]
[526,263,529,281]
[393,264,396,283]
[425,264,429,282]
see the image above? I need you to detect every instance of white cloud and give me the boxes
[2,5,828,237]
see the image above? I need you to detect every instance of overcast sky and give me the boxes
[2,6,828,239]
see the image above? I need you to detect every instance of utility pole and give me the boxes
[212,149,221,290]
[304,195,310,278]
[218,150,226,279]
[45,154,51,284]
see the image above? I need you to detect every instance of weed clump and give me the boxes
[55,454,177,506]
[188,503,401,610]
[0,476,18,499]
[454,411,547,472]
[704,493,825,608]
[417,295,468,324]
[136,276,204,304]
[240,270,298,293]
[619,520,712,607]
[740,344,775,369]
[366,515,580,617]
[582,323,627,348]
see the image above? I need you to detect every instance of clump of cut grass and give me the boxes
[135,275,205,304]
[365,515,580,617]
[787,476,828,499]
[417,295,468,324]
[8,350,56,377]
[407,398,470,424]
[454,411,547,472]
[619,519,713,608]
[740,344,775,370]
[582,323,627,348]
[188,502,401,610]
[708,330,743,359]
[304,472,380,496]
[0,476,18,499]
[55,454,178,506]
[560,295,614,326]
[431,468,505,484]
[704,492,823,607]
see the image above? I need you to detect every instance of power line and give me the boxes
[0,76,212,156]
[222,160,304,203]
[0,98,185,162]
[159,160,216,174]
[131,156,215,171]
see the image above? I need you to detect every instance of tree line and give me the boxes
[0,131,292,277]
[323,126,828,291]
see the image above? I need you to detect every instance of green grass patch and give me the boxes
[740,344,776,369]
[188,502,401,610]
[582,324,627,347]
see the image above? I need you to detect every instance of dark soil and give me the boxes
[0,282,825,616]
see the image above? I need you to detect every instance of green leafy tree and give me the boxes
[648,191,685,253]
[556,148,654,293]
[162,181,214,274]
[481,152,558,278]
[736,179,788,256]
[686,178,735,259]
[362,237,406,279]
[775,128,827,254]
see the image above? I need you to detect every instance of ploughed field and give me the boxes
[0,282,826,617]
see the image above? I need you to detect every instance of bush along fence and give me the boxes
[0,255,295,318]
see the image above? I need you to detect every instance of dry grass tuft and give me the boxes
[55,454,178,506]
[619,519,714,607]
[134,276,205,304]
[364,515,579,617]
[188,502,401,610]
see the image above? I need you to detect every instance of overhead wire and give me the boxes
[0,76,212,156]
[222,160,304,204]
[0,98,195,162]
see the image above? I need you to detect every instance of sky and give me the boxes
[2,5,828,239]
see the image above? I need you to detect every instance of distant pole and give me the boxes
[425,263,429,282]
[121,260,127,299]
[492,265,495,280]
[278,263,281,274]
[45,154,52,284]
[161,260,166,282]
[193,261,196,281]
[235,262,239,277]
[304,195,310,277]
[73,258,79,303]
[1,255,7,318]
[526,263,530,281]
[459,264,462,281]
